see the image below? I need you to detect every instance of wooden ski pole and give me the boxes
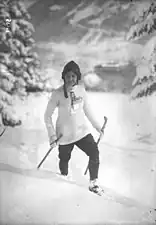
[0,127,6,137]
[37,134,62,169]
[84,116,108,175]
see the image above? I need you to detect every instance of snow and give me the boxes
[0,91,156,224]
[47,40,142,63]
[68,3,102,24]
[49,5,64,12]
[0,169,154,225]
[84,72,102,88]
[141,35,156,61]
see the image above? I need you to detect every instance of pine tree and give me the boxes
[127,0,156,99]
[0,0,41,127]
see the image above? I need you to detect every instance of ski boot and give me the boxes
[89,179,104,196]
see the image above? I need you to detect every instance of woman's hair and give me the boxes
[62,60,81,81]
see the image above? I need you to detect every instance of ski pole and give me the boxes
[0,127,6,137]
[37,134,62,169]
[84,116,108,175]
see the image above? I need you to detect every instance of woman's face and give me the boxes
[64,71,77,87]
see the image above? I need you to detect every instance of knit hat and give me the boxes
[62,61,81,81]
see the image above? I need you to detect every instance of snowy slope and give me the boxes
[0,91,156,213]
[0,87,156,224]
[0,167,155,225]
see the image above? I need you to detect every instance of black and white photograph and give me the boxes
[0,0,156,224]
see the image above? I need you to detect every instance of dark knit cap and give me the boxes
[62,61,81,81]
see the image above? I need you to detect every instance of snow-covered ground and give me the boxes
[0,168,154,225]
[0,91,156,224]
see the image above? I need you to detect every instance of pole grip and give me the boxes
[37,134,62,169]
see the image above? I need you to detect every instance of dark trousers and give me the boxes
[58,133,99,180]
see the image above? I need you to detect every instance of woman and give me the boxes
[44,60,104,194]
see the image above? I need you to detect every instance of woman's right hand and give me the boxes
[49,135,57,148]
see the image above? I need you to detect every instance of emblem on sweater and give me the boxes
[70,91,82,113]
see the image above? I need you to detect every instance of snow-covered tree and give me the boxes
[0,0,41,126]
[127,0,156,99]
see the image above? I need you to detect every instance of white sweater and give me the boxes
[44,84,99,145]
